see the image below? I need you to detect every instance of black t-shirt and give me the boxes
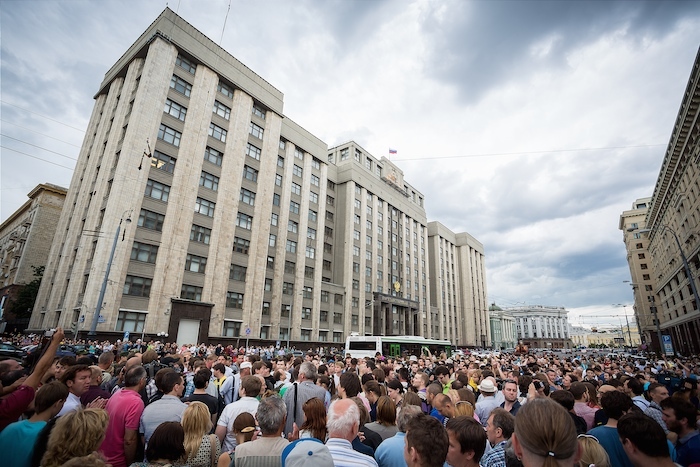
[184,393,219,415]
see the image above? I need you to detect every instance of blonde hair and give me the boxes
[453,400,475,418]
[446,389,461,404]
[41,408,109,467]
[182,401,212,460]
[513,398,578,467]
[578,436,610,467]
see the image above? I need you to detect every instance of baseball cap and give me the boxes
[282,438,333,467]
[240,362,252,369]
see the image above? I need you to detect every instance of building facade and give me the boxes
[507,305,573,349]
[28,9,488,347]
[488,304,516,350]
[0,184,67,332]
[624,47,700,356]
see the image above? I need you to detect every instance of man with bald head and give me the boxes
[326,398,378,466]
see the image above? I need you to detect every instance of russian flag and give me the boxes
[389,148,397,154]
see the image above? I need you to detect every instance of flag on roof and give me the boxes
[389,148,397,154]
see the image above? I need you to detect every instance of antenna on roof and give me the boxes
[220,0,231,46]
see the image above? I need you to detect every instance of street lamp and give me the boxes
[89,211,132,336]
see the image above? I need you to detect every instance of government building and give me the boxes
[28,9,488,347]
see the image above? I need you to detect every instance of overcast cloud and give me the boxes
[3,0,700,329]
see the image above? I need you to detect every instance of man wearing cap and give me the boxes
[475,379,500,428]
[282,438,334,467]
[231,361,252,403]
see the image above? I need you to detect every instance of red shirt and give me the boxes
[0,386,36,432]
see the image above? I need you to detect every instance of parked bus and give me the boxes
[344,335,453,359]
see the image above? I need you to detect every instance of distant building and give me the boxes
[488,303,516,349]
[0,184,67,332]
[506,305,572,349]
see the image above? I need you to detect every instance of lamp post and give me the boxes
[89,212,131,336]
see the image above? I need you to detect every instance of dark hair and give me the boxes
[300,397,327,441]
[446,416,487,459]
[626,377,643,396]
[124,366,147,387]
[340,371,362,397]
[550,389,575,411]
[361,373,375,386]
[58,356,77,368]
[427,382,443,397]
[569,382,587,400]
[212,363,226,374]
[59,364,90,385]
[193,368,211,389]
[489,407,515,439]
[386,378,405,394]
[146,421,185,462]
[434,366,449,377]
[157,368,183,394]
[660,397,697,427]
[364,380,383,398]
[398,367,410,381]
[618,413,670,458]
[376,395,397,426]
[35,381,69,413]
[600,390,633,420]
[405,414,449,467]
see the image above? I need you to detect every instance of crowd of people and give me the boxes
[0,329,700,467]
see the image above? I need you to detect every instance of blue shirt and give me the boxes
[587,425,633,467]
[0,419,47,467]
[677,430,700,467]
[480,440,506,467]
[375,432,406,467]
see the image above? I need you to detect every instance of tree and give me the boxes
[7,265,44,318]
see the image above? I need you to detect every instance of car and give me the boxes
[0,342,27,362]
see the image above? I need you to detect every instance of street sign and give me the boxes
[245,327,251,335]
[98,315,106,323]
[662,335,674,356]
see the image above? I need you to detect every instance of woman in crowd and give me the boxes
[299,397,327,441]
[130,421,186,467]
[182,401,221,467]
[511,398,580,467]
[576,434,610,467]
[217,412,256,467]
[365,395,399,441]
[41,408,109,467]
[386,379,405,413]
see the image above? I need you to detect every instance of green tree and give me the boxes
[7,265,44,318]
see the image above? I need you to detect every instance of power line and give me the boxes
[1,134,78,161]
[0,146,75,170]
[0,100,86,133]
[0,119,81,147]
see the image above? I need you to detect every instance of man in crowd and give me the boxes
[500,379,520,416]
[233,395,289,466]
[480,408,515,467]
[661,397,700,466]
[326,398,378,467]
[571,381,596,431]
[101,365,148,467]
[625,377,650,411]
[433,394,455,425]
[283,362,326,436]
[587,390,634,467]
[216,375,262,452]
[81,365,112,405]
[139,368,186,446]
[426,382,445,423]
[434,366,452,394]
[618,413,677,467]
[475,379,500,427]
[644,382,670,434]
[404,414,449,467]
[56,364,93,416]
[375,405,422,467]
[445,416,487,467]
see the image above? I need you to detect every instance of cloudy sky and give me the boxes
[3,0,700,330]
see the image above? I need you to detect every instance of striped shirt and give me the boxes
[326,438,379,467]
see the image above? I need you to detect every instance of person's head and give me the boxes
[298,362,317,382]
[502,379,518,403]
[252,360,270,376]
[327,398,360,440]
[376,395,397,426]
[146,421,186,462]
[193,368,211,389]
[87,366,103,386]
[182,402,213,458]
[141,349,159,364]
[625,377,644,397]
[212,363,226,377]
[647,382,670,404]
[60,364,92,396]
[158,368,184,396]
[397,405,423,432]
[256,395,287,435]
[453,400,475,418]
[660,397,697,435]
[34,380,69,415]
[486,408,515,445]
[512,397,580,467]
[569,382,588,402]
[54,356,76,380]
[300,397,328,441]
[599,390,633,421]
[426,382,443,404]
[445,416,487,467]
[339,371,361,398]
[41,408,109,467]
[386,378,404,402]
[233,412,257,444]
[240,374,263,398]
[412,371,429,390]
[576,434,610,467]
[124,365,147,389]
[434,366,450,385]
[549,389,576,411]
[433,393,454,419]
[404,414,449,467]
[364,379,383,403]
[618,412,670,463]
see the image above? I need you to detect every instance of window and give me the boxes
[213,100,231,119]
[226,292,244,309]
[200,171,219,191]
[164,98,187,121]
[353,246,360,256]
[170,75,192,97]
[294,148,304,159]
[123,276,152,297]
[340,148,349,160]
[306,246,315,259]
[312,158,321,169]
[116,311,146,333]
[309,210,317,222]
[273,194,281,206]
[334,294,344,305]
[307,228,316,240]
[138,209,164,231]
[204,146,223,166]
[327,195,335,206]
[230,264,247,281]
[638,253,645,259]
[218,81,234,98]
[145,179,170,201]
[324,243,332,253]
[311,174,320,186]
[352,279,359,290]
[278,156,285,167]
[275,174,283,187]
[223,320,241,337]
[271,213,278,226]
[285,261,296,274]
[355,149,362,161]
[310,192,318,203]
[334,312,343,324]
[286,240,297,253]
[365,158,372,170]
[366,266,372,277]
[279,139,286,150]
[293,164,303,177]
[243,165,258,182]
[252,104,266,120]
[323,259,332,271]
[130,242,158,263]
[354,230,361,241]
[185,254,207,273]
[305,266,314,279]
[208,122,227,142]
[180,284,202,301]
[303,286,313,299]
[302,308,311,320]
[151,151,176,173]
[190,225,211,244]
[236,212,253,230]
[195,197,215,217]
[267,256,275,269]
[291,182,301,195]
[366,235,372,246]
[642,274,650,280]
[366,251,372,261]
[233,237,250,254]
[290,201,300,214]
[246,143,261,160]
[240,188,256,206]
[354,215,361,224]
[269,234,276,247]
[283,282,294,295]
[288,221,298,234]
[249,122,264,139]
[158,124,181,147]
[326,211,334,222]
[320,310,328,322]
[176,54,196,73]
[264,279,273,292]
[640,263,648,269]
[324,226,333,238]
[355,199,361,209]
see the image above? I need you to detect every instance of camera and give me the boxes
[533,380,544,390]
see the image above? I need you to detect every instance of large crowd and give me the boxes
[1,328,699,467]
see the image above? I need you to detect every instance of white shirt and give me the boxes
[56,392,81,417]
[217,396,259,452]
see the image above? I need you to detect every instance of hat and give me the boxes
[446,358,453,364]
[409,355,418,362]
[282,438,333,467]
[240,362,252,369]
[478,379,497,393]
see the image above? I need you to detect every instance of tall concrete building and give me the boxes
[28,9,488,346]
[0,184,67,332]
[618,197,657,349]
[507,305,572,349]
[625,47,700,356]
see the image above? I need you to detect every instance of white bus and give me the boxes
[344,335,453,359]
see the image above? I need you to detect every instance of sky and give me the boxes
[2,0,700,331]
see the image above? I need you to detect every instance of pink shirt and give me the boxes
[574,401,597,431]
[100,388,145,467]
